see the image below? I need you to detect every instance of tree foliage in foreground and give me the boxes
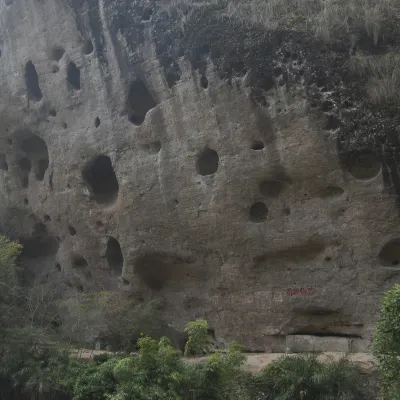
[374,284,400,398]
[0,234,375,399]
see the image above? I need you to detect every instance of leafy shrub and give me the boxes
[184,318,212,356]
[373,284,400,398]
[255,354,371,400]
[73,359,118,400]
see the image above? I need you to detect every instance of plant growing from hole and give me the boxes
[184,318,213,356]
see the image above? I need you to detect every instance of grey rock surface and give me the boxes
[0,0,399,351]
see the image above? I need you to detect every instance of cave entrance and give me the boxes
[106,237,123,275]
[126,79,157,125]
[196,148,219,176]
[25,61,42,101]
[82,155,119,205]
[379,239,400,267]
[19,135,49,182]
[67,62,81,90]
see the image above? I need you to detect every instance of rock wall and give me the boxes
[0,0,399,351]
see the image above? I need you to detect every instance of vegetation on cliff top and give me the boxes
[165,0,400,42]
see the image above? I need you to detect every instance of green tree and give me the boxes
[184,318,212,356]
[255,354,370,400]
[373,284,400,398]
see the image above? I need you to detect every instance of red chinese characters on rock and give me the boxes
[287,287,315,296]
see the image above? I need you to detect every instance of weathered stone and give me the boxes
[0,0,399,350]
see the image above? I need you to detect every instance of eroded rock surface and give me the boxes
[0,0,400,351]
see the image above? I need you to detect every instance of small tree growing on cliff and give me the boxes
[184,318,212,356]
[373,284,400,398]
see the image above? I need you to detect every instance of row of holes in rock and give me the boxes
[25,56,83,102]
[82,148,381,210]
[26,59,158,129]
[58,237,124,291]
[0,134,49,186]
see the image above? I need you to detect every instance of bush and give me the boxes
[255,354,371,400]
[184,318,212,356]
[373,284,400,398]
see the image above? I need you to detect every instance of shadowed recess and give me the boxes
[249,202,268,222]
[25,61,42,101]
[106,237,124,275]
[134,253,188,290]
[83,39,94,55]
[251,141,265,150]
[49,46,65,61]
[72,255,92,280]
[20,235,58,259]
[379,239,400,267]
[342,151,381,180]
[126,79,157,125]
[196,148,219,176]
[19,135,49,181]
[67,61,81,90]
[82,155,119,205]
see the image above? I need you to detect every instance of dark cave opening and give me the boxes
[67,61,81,90]
[82,155,119,205]
[126,79,157,125]
[106,237,124,275]
[196,148,219,176]
[25,61,42,102]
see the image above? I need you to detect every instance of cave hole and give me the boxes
[20,236,58,259]
[379,239,400,267]
[67,62,81,90]
[260,180,286,197]
[200,74,208,89]
[196,148,219,176]
[19,135,49,181]
[25,61,42,102]
[68,226,76,236]
[49,46,65,61]
[44,215,51,222]
[106,237,124,275]
[94,117,100,128]
[0,154,8,170]
[251,141,265,150]
[343,151,381,180]
[83,40,94,55]
[73,256,88,268]
[56,263,61,271]
[126,79,157,126]
[49,109,57,117]
[24,198,29,205]
[82,155,119,204]
[249,202,268,223]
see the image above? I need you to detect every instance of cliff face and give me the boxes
[1,0,400,351]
